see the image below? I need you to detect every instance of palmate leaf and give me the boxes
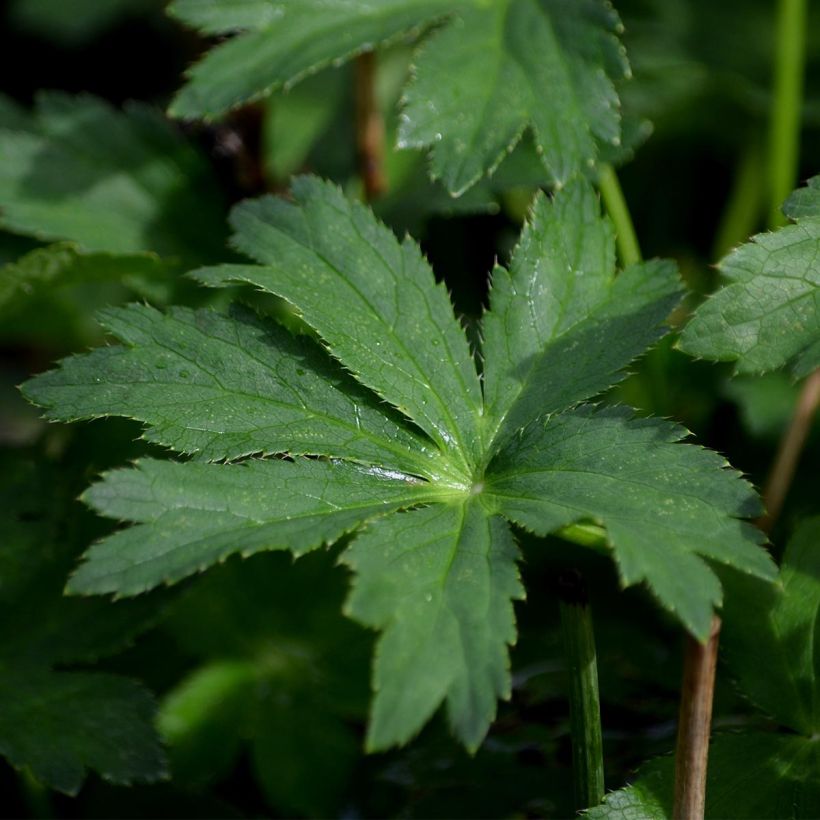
[679,176,820,377]
[586,518,820,819]
[168,0,629,193]
[24,176,775,751]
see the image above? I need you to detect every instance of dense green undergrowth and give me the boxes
[0,0,819,817]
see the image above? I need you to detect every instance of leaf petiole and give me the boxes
[598,164,641,267]
[558,570,605,811]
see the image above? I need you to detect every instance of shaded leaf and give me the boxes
[168,0,628,193]
[0,668,166,796]
[0,93,226,265]
[721,516,820,735]
[586,733,820,820]
[400,0,629,194]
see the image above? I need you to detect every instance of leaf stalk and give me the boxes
[355,51,387,201]
[558,570,605,811]
[598,164,642,267]
[672,615,721,820]
[768,0,807,228]
[758,368,820,534]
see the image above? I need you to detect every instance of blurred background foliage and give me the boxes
[0,0,818,816]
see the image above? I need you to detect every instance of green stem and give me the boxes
[598,163,674,413]
[768,0,807,229]
[558,571,605,811]
[598,164,642,266]
[712,141,764,260]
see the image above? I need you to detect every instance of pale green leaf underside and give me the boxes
[481,183,682,452]
[486,406,773,640]
[400,0,627,193]
[23,303,442,476]
[168,0,627,193]
[168,0,454,118]
[680,178,820,377]
[0,93,225,264]
[193,176,482,474]
[722,516,820,735]
[69,457,437,596]
[0,668,166,795]
[586,734,820,820]
[343,500,523,751]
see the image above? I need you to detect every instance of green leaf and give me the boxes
[193,176,482,475]
[23,303,441,474]
[679,176,820,377]
[783,175,820,220]
[0,93,226,265]
[0,455,167,793]
[25,175,774,752]
[400,0,629,194]
[343,500,524,751]
[485,406,774,640]
[481,183,682,452]
[168,1,628,193]
[587,520,820,819]
[586,733,820,820]
[69,457,438,596]
[0,243,172,308]
[0,668,166,795]
[168,0,453,119]
[0,242,174,348]
[0,455,159,666]
[721,517,820,735]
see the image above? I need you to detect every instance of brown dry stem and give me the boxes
[672,616,721,820]
[355,51,387,201]
[758,368,820,534]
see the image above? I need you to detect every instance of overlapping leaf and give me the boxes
[25,176,775,751]
[0,243,173,347]
[680,176,820,377]
[168,0,629,193]
[0,457,166,794]
[192,176,483,473]
[586,518,820,819]
[0,93,226,265]
[158,551,368,816]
